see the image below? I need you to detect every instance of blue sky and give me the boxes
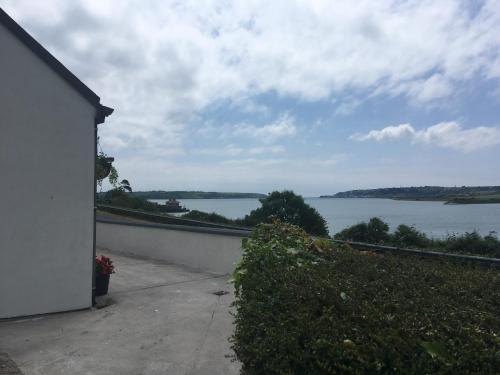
[3,0,500,195]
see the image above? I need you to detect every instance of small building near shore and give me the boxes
[163,198,189,213]
[0,8,113,318]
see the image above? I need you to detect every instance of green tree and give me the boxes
[96,151,134,203]
[444,231,500,258]
[366,217,390,243]
[242,190,328,237]
[335,217,390,243]
[391,224,430,248]
[118,179,132,193]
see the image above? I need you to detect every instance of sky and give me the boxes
[3,0,500,196]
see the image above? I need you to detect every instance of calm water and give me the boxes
[150,198,500,238]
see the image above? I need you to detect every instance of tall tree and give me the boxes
[243,190,329,237]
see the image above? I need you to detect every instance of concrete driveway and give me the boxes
[0,251,240,375]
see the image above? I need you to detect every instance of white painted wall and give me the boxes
[0,23,97,318]
[96,221,247,275]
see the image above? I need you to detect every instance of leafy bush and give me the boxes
[440,231,500,258]
[183,210,246,227]
[392,224,431,248]
[97,189,328,236]
[232,221,500,375]
[98,189,162,212]
[241,190,328,236]
[335,217,500,258]
[334,217,390,244]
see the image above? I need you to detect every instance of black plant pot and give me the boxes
[95,273,110,296]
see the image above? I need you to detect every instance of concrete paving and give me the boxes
[0,251,240,375]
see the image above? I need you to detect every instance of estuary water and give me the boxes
[149,198,500,238]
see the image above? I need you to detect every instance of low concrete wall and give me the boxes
[96,219,250,275]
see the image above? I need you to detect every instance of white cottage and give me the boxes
[0,8,113,318]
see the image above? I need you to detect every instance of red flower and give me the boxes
[95,255,115,275]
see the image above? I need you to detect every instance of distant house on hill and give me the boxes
[0,8,113,318]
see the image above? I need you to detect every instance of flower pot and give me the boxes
[95,273,110,296]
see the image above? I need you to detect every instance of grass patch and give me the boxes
[446,194,500,204]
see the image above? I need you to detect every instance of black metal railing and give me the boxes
[332,239,500,267]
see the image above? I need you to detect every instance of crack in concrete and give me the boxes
[185,295,221,375]
[112,274,227,295]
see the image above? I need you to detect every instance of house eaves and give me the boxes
[0,8,113,124]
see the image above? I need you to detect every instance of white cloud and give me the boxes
[221,158,289,167]
[197,144,286,157]
[334,97,362,115]
[249,145,286,155]
[220,155,346,169]
[310,155,347,167]
[234,115,297,142]
[3,1,500,192]
[196,115,297,144]
[198,145,244,156]
[350,123,415,141]
[407,74,454,103]
[415,122,500,152]
[351,121,500,152]
[3,0,500,156]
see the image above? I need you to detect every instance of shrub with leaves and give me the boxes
[232,221,500,375]
[183,210,246,227]
[241,190,329,237]
[391,224,431,248]
[335,217,500,258]
[334,217,390,244]
[442,231,500,258]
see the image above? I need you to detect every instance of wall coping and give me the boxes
[97,217,251,238]
[97,204,250,230]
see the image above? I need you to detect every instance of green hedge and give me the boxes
[334,217,500,258]
[231,221,500,374]
[182,210,247,227]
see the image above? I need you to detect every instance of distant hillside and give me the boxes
[129,191,268,199]
[321,186,500,202]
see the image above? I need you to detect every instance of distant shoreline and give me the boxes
[149,197,263,200]
[130,191,268,200]
[320,186,500,205]
[319,196,500,204]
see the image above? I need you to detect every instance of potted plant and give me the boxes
[95,255,115,296]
